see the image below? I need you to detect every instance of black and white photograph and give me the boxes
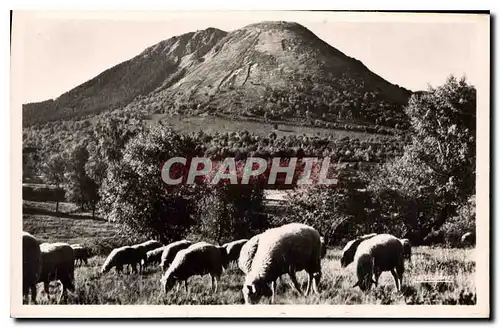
[10,10,490,318]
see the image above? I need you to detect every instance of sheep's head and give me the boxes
[340,239,357,267]
[353,273,375,292]
[242,279,272,304]
[100,264,110,274]
[160,272,176,294]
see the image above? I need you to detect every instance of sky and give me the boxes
[14,11,489,104]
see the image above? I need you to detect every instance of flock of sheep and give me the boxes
[21,223,471,304]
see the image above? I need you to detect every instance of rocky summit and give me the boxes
[23,21,412,128]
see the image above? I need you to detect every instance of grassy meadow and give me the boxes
[22,200,476,305]
[145,114,391,141]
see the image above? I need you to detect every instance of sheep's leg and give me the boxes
[312,272,321,295]
[390,269,400,291]
[397,257,405,289]
[271,281,276,304]
[184,279,189,293]
[305,274,312,296]
[30,284,37,303]
[213,275,219,293]
[43,281,52,302]
[176,283,180,293]
[288,270,304,296]
[373,268,381,287]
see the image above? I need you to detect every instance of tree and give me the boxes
[85,117,144,218]
[284,167,370,245]
[64,142,96,211]
[40,153,66,212]
[192,184,267,244]
[99,124,201,242]
[367,75,476,237]
[404,75,476,207]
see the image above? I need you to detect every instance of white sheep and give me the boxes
[242,223,323,304]
[340,233,378,268]
[222,239,248,268]
[142,246,166,268]
[160,241,225,294]
[352,233,405,292]
[70,244,91,266]
[131,240,163,273]
[238,234,261,275]
[22,231,42,303]
[38,242,76,297]
[160,239,192,272]
[238,233,326,289]
[101,245,142,274]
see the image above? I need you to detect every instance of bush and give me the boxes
[190,184,268,245]
[441,195,475,247]
[22,184,66,202]
[283,168,371,246]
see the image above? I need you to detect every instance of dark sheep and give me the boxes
[22,231,42,303]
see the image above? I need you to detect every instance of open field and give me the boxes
[145,114,392,141]
[22,201,476,305]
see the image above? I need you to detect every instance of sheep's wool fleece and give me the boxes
[148,246,165,257]
[22,232,42,286]
[165,242,221,278]
[245,223,321,284]
[225,239,248,254]
[102,246,131,270]
[238,234,261,274]
[161,240,192,267]
[354,234,403,269]
[40,242,74,257]
[341,233,378,267]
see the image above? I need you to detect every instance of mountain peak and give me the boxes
[243,20,306,30]
[22,20,412,128]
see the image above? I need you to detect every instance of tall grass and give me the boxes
[26,247,475,305]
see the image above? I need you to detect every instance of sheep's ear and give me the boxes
[352,281,359,288]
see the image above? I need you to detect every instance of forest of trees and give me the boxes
[22,75,476,248]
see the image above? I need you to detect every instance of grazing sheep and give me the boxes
[399,238,412,261]
[142,246,166,268]
[238,233,283,292]
[101,246,142,274]
[38,242,75,296]
[160,241,224,294]
[242,223,323,304]
[70,244,91,266]
[222,239,248,268]
[22,231,42,303]
[131,240,163,273]
[160,240,193,272]
[340,233,378,268]
[461,232,476,247]
[352,233,404,292]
